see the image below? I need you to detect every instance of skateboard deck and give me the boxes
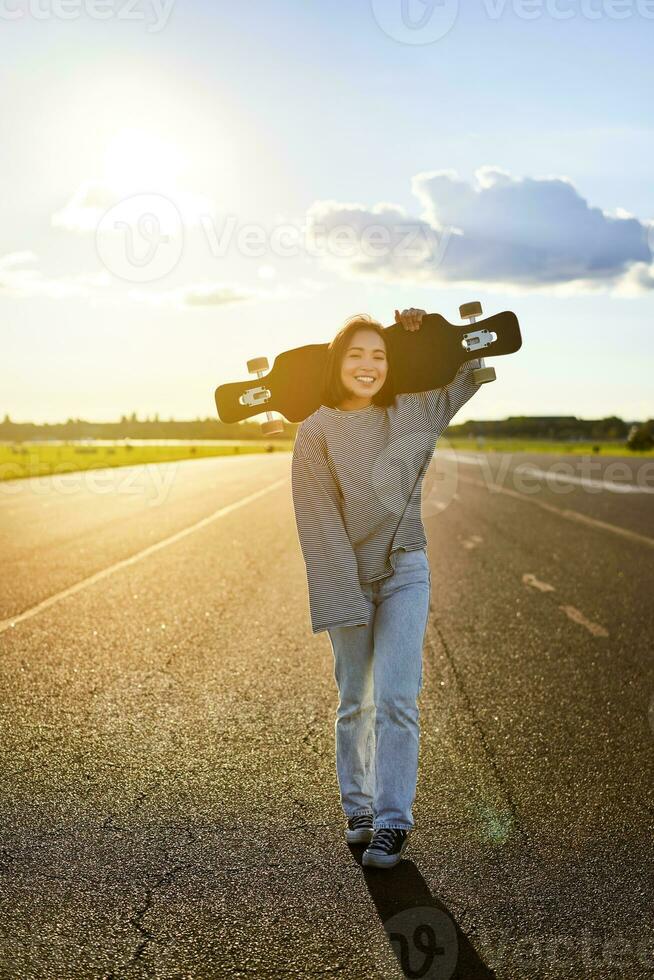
[215,310,521,425]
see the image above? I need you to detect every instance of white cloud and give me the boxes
[304,167,654,294]
[180,282,255,307]
[51,179,215,234]
[0,251,112,299]
[0,251,326,310]
[612,261,654,297]
[0,251,40,271]
[0,267,256,309]
[51,180,118,233]
[127,278,327,310]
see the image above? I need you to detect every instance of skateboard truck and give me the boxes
[243,357,285,436]
[461,328,494,352]
[459,302,496,384]
[239,385,270,408]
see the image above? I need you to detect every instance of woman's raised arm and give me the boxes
[395,307,483,432]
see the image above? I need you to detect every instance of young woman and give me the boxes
[291,308,482,869]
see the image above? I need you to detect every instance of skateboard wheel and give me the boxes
[247,357,269,374]
[472,366,496,384]
[261,419,284,436]
[459,301,483,319]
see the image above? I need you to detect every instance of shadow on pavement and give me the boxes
[351,847,497,980]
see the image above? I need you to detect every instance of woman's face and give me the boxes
[339,328,388,405]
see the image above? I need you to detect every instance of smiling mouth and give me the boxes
[354,375,377,385]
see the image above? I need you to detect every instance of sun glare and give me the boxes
[103,128,186,195]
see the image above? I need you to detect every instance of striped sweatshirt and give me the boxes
[291,359,482,634]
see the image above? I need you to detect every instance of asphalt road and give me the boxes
[0,450,653,980]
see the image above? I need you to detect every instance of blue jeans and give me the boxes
[327,547,431,831]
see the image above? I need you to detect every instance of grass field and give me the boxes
[444,438,654,456]
[0,441,295,482]
[1,437,651,482]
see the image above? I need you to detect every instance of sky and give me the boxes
[1,0,653,425]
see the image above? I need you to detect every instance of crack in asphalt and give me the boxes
[127,864,187,972]
[100,790,150,835]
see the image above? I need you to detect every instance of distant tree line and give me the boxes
[0,413,299,442]
[447,415,654,449]
[446,415,640,441]
[1,412,652,447]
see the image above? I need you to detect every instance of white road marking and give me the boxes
[438,452,482,466]
[522,573,555,593]
[457,476,654,551]
[438,451,654,494]
[559,605,609,638]
[521,575,607,637]
[0,477,288,636]
[514,463,654,495]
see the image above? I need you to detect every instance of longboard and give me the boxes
[215,305,521,429]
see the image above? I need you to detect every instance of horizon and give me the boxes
[1,410,645,428]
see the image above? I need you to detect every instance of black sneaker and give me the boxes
[362,827,410,868]
[345,813,374,844]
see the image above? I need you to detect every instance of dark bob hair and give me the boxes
[321,313,396,409]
